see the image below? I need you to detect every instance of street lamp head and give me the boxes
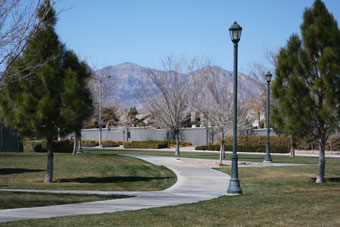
[265,71,272,83]
[229,21,242,43]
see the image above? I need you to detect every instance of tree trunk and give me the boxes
[72,135,77,155]
[219,131,225,166]
[206,127,209,146]
[166,131,170,148]
[45,137,54,183]
[316,138,326,183]
[290,135,295,157]
[211,128,214,144]
[57,128,61,141]
[175,130,180,156]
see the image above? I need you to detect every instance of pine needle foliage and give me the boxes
[0,0,93,182]
[271,0,340,183]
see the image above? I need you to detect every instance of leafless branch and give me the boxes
[139,56,201,155]
[0,0,57,81]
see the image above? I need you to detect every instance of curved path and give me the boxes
[0,155,230,223]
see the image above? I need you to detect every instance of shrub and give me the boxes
[23,140,73,153]
[195,145,206,150]
[195,144,289,153]
[52,140,73,153]
[331,137,340,151]
[170,140,193,147]
[82,143,98,147]
[81,139,98,144]
[80,139,123,147]
[102,140,113,144]
[124,140,168,149]
[183,141,192,146]
[295,138,332,151]
[23,140,47,152]
[213,136,290,153]
[195,145,220,151]
[217,135,291,147]
[102,141,119,147]
[116,141,124,145]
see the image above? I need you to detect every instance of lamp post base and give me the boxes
[227,154,242,195]
[227,178,242,195]
[264,143,272,163]
[263,158,272,163]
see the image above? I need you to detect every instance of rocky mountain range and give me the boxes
[95,62,262,108]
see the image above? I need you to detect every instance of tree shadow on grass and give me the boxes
[326,178,340,182]
[310,177,340,182]
[57,176,173,184]
[0,168,44,175]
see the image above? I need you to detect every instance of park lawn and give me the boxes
[0,191,128,210]
[3,157,340,227]
[0,152,176,191]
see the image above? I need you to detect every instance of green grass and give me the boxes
[90,149,222,160]
[1,149,340,226]
[0,152,176,191]
[0,191,129,210]
[3,158,340,227]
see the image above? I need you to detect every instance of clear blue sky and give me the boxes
[55,0,340,73]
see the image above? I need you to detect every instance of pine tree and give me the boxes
[0,0,93,182]
[60,50,94,155]
[271,0,340,183]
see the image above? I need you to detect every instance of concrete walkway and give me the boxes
[0,155,230,223]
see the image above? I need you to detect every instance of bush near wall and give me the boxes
[23,140,46,152]
[82,142,98,147]
[23,140,73,153]
[294,137,340,151]
[102,141,119,148]
[196,144,220,151]
[81,139,98,144]
[216,136,290,147]
[196,135,290,153]
[115,141,124,145]
[80,140,121,147]
[295,138,331,150]
[52,141,74,153]
[212,135,340,152]
[195,144,289,153]
[80,140,122,147]
[124,140,168,149]
[330,137,340,151]
[170,140,193,147]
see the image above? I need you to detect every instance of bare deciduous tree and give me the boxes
[87,68,117,125]
[194,65,250,165]
[0,0,56,81]
[246,49,278,128]
[243,91,266,128]
[139,56,198,156]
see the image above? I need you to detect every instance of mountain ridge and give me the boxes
[95,62,261,108]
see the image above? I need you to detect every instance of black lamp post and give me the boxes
[264,71,273,163]
[227,21,243,195]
